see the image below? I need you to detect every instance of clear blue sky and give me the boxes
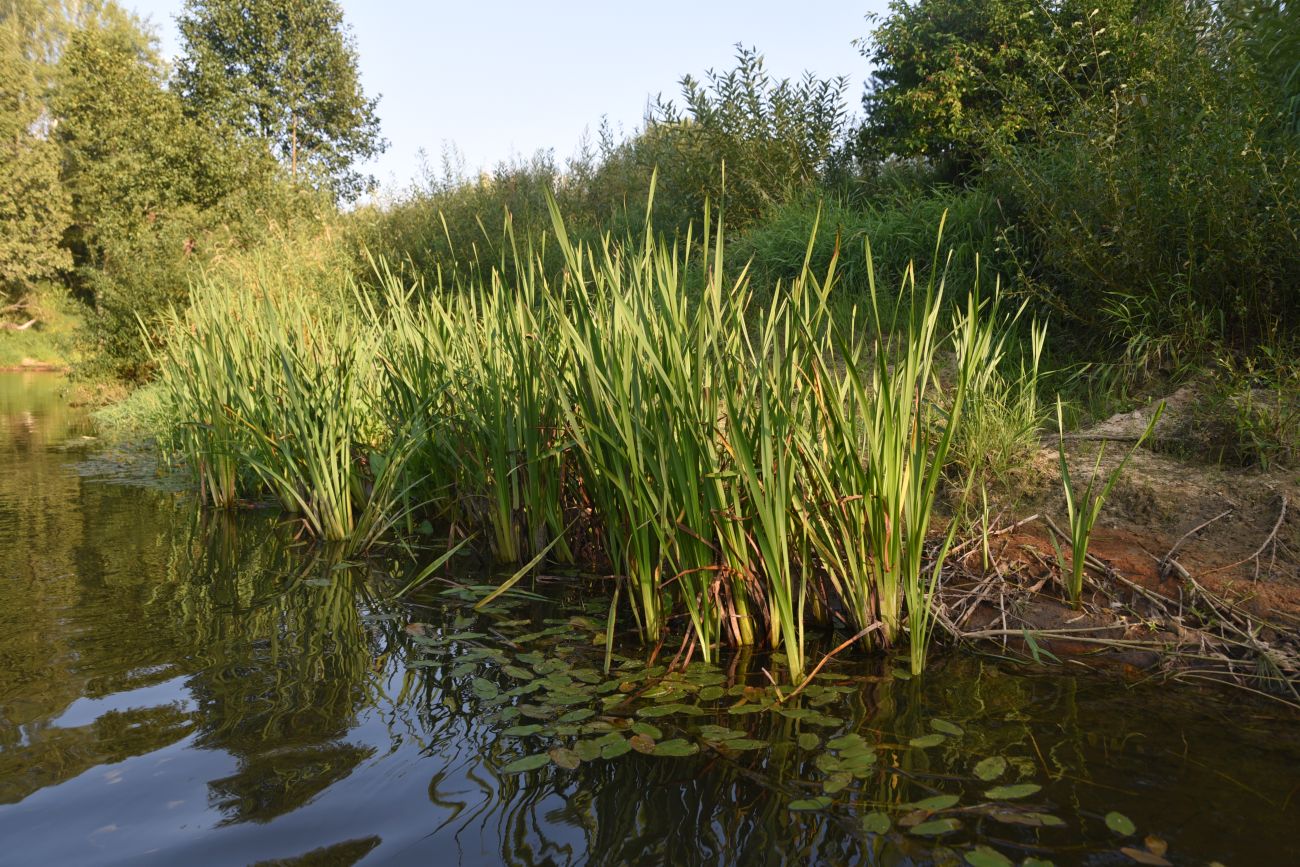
[125,1,884,195]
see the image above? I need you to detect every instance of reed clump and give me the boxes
[154,198,1030,676]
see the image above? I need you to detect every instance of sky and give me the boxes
[125,1,883,196]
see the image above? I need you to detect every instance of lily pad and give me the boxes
[964,846,1013,867]
[573,739,603,762]
[631,722,663,739]
[931,718,965,736]
[471,678,501,699]
[789,796,833,811]
[652,738,699,757]
[558,708,595,723]
[909,733,946,749]
[698,685,726,701]
[910,818,962,836]
[905,794,960,812]
[823,771,852,794]
[797,733,821,750]
[549,747,581,770]
[826,733,866,751]
[721,738,767,751]
[973,756,1007,781]
[502,724,545,737]
[501,753,551,773]
[1106,811,1137,836]
[862,812,891,834]
[630,733,657,754]
[600,737,632,759]
[1119,847,1171,866]
[985,783,1041,800]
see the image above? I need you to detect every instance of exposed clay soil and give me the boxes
[947,390,1300,680]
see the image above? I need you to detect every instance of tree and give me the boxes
[0,0,72,296]
[175,0,385,201]
[857,0,1150,178]
[650,45,849,226]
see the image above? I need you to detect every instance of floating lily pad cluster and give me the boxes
[395,590,1173,867]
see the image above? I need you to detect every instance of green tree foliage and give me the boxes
[986,0,1300,352]
[650,45,849,226]
[176,0,384,201]
[858,0,1148,176]
[52,5,299,377]
[0,0,72,296]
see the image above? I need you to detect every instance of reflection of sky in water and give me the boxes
[1,372,1298,867]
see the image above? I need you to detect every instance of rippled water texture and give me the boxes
[1,372,1297,866]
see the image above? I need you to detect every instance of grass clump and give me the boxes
[151,197,1031,677]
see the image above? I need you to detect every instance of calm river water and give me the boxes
[0,372,1297,866]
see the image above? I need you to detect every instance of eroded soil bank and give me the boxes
[949,390,1299,694]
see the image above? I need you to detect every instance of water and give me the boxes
[1,372,1297,866]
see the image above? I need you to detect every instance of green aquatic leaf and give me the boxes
[698,685,726,701]
[726,703,767,715]
[630,722,662,739]
[652,738,699,757]
[987,810,1064,828]
[797,733,820,750]
[814,753,844,774]
[788,796,833,811]
[471,678,500,699]
[906,794,960,812]
[862,812,891,834]
[964,846,1014,867]
[1106,811,1137,836]
[600,737,631,759]
[519,704,553,719]
[826,733,866,751]
[909,733,945,748]
[1021,859,1056,867]
[501,753,551,773]
[637,703,699,718]
[931,718,964,736]
[722,738,766,751]
[502,665,535,680]
[549,747,581,770]
[823,772,852,794]
[910,818,961,836]
[573,739,602,762]
[558,708,595,723]
[501,724,545,737]
[973,756,1007,781]
[985,784,1041,800]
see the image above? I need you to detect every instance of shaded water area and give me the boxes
[1,372,1297,866]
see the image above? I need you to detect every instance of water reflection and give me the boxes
[1,372,1298,866]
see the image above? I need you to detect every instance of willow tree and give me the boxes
[175,0,384,201]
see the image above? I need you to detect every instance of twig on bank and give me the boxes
[1203,496,1288,577]
[1160,509,1234,576]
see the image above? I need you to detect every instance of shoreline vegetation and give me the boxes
[2,0,1298,693]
